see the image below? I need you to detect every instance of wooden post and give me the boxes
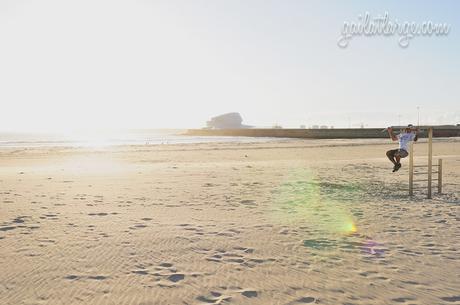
[409,141,414,196]
[427,127,433,199]
[438,159,442,194]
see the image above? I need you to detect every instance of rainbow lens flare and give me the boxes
[271,168,359,235]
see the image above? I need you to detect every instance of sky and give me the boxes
[0,0,459,131]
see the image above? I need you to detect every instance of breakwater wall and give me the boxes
[185,126,460,139]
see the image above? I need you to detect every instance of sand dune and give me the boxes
[0,139,459,305]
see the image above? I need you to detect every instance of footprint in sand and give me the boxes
[241,290,258,298]
[40,214,59,220]
[196,288,259,304]
[88,212,108,216]
[240,199,256,206]
[286,296,317,304]
[88,275,108,280]
[64,275,80,280]
[196,291,232,304]
[12,216,28,223]
[441,296,460,303]
[147,262,187,287]
[64,275,108,281]
[233,246,254,253]
[129,224,148,229]
[167,274,185,282]
[204,247,271,268]
[132,270,149,275]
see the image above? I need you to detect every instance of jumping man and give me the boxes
[386,124,418,172]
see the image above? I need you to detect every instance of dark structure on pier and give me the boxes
[206,112,252,129]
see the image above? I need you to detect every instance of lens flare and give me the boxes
[271,168,359,236]
[344,221,357,234]
[363,240,386,256]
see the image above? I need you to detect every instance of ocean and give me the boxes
[0,129,281,148]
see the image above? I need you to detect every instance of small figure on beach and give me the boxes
[386,124,418,172]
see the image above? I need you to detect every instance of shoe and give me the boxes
[392,163,402,172]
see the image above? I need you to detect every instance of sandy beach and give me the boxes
[1,139,459,305]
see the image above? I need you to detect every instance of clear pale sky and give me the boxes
[1,0,459,131]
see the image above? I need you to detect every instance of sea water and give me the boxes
[0,129,281,148]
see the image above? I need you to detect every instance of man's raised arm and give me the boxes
[387,127,398,141]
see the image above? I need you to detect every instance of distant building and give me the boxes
[206,112,251,129]
[320,125,328,129]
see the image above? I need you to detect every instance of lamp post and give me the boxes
[417,106,420,126]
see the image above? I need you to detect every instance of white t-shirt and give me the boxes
[398,132,416,151]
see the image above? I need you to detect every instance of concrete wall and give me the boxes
[185,126,460,139]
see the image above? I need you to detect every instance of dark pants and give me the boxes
[386,148,408,164]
